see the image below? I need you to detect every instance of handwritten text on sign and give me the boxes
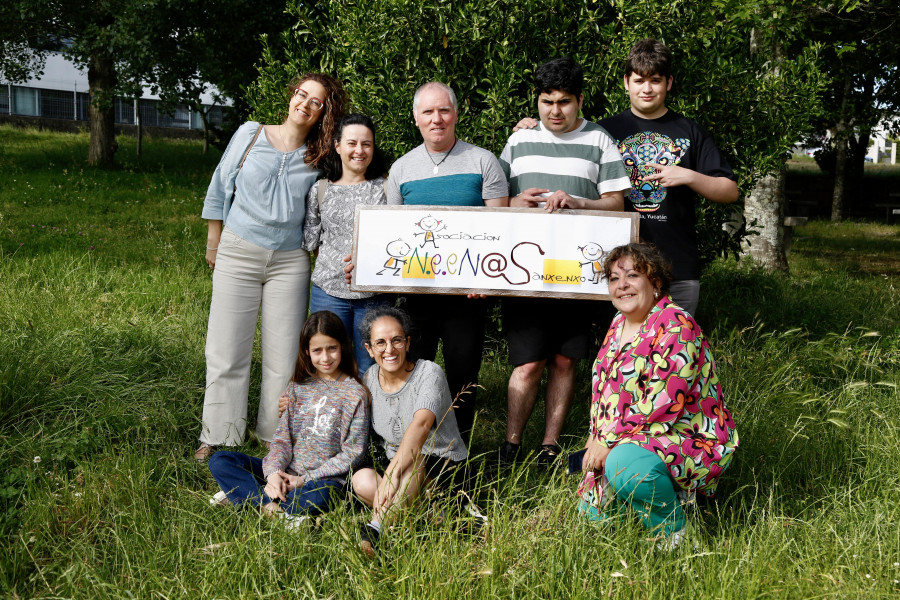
[350,206,639,300]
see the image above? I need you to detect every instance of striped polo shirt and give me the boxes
[499,120,630,198]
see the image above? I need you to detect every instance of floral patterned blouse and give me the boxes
[577,296,738,507]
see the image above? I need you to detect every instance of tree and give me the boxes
[250,0,825,268]
[142,0,297,154]
[1,1,178,167]
[0,0,294,165]
[804,0,900,221]
[738,1,831,272]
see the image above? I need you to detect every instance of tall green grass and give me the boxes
[2,126,899,598]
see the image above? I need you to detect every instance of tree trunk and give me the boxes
[742,163,788,272]
[201,107,210,155]
[830,76,852,222]
[87,53,118,167]
[136,98,143,159]
[743,30,787,272]
[831,135,848,222]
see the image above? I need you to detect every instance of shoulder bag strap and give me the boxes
[233,124,263,193]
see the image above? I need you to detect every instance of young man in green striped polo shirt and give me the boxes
[498,57,630,467]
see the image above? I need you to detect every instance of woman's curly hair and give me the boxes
[602,242,673,297]
[288,73,347,168]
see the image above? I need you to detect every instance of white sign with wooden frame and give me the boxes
[350,206,639,300]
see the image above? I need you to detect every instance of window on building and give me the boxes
[40,89,77,120]
[12,86,39,116]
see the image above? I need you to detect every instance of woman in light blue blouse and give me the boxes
[194,73,347,462]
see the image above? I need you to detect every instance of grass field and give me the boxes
[2,126,899,599]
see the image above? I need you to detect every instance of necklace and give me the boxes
[424,138,458,174]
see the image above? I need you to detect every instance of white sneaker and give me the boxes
[280,513,310,531]
[657,527,686,551]
[463,502,488,524]
[209,491,228,506]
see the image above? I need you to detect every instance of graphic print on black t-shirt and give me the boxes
[618,131,691,215]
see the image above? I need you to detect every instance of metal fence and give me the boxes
[3,84,226,129]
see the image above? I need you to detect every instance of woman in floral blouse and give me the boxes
[302,114,399,375]
[577,243,738,547]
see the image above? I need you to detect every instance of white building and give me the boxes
[1,51,228,130]
[867,117,898,165]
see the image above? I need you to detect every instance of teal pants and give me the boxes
[580,444,686,536]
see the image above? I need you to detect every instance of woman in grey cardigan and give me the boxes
[352,305,468,557]
[302,114,399,375]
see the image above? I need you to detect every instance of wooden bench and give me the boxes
[876,193,900,223]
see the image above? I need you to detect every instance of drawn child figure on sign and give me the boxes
[377,239,411,276]
[578,242,605,284]
[413,214,446,249]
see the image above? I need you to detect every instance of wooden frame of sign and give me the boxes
[349,205,640,300]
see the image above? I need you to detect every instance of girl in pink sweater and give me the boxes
[208,311,369,520]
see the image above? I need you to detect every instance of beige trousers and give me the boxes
[200,227,310,446]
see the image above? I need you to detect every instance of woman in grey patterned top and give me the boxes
[351,305,468,557]
[303,114,401,375]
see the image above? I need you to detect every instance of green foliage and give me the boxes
[800,0,900,216]
[250,0,826,264]
[2,128,900,598]
[0,0,296,162]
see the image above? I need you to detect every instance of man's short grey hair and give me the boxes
[412,81,458,113]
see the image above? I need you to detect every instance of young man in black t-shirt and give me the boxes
[599,39,738,315]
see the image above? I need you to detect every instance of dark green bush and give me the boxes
[249,0,825,263]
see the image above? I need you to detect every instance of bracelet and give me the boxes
[206,246,217,251]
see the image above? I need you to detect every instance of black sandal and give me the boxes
[498,441,522,464]
[536,444,562,468]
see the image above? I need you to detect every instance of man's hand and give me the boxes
[642,162,739,203]
[510,187,550,208]
[544,189,584,212]
[513,117,539,132]
[642,162,695,188]
[278,393,291,417]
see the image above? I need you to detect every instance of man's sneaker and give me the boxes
[359,523,380,557]
[535,444,562,469]
[498,441,522,464]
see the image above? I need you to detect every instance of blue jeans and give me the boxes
[208,450,343,516]
[309,285,392,375]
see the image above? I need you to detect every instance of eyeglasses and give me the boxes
[292,88,325,112]
[369,336,407,353]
